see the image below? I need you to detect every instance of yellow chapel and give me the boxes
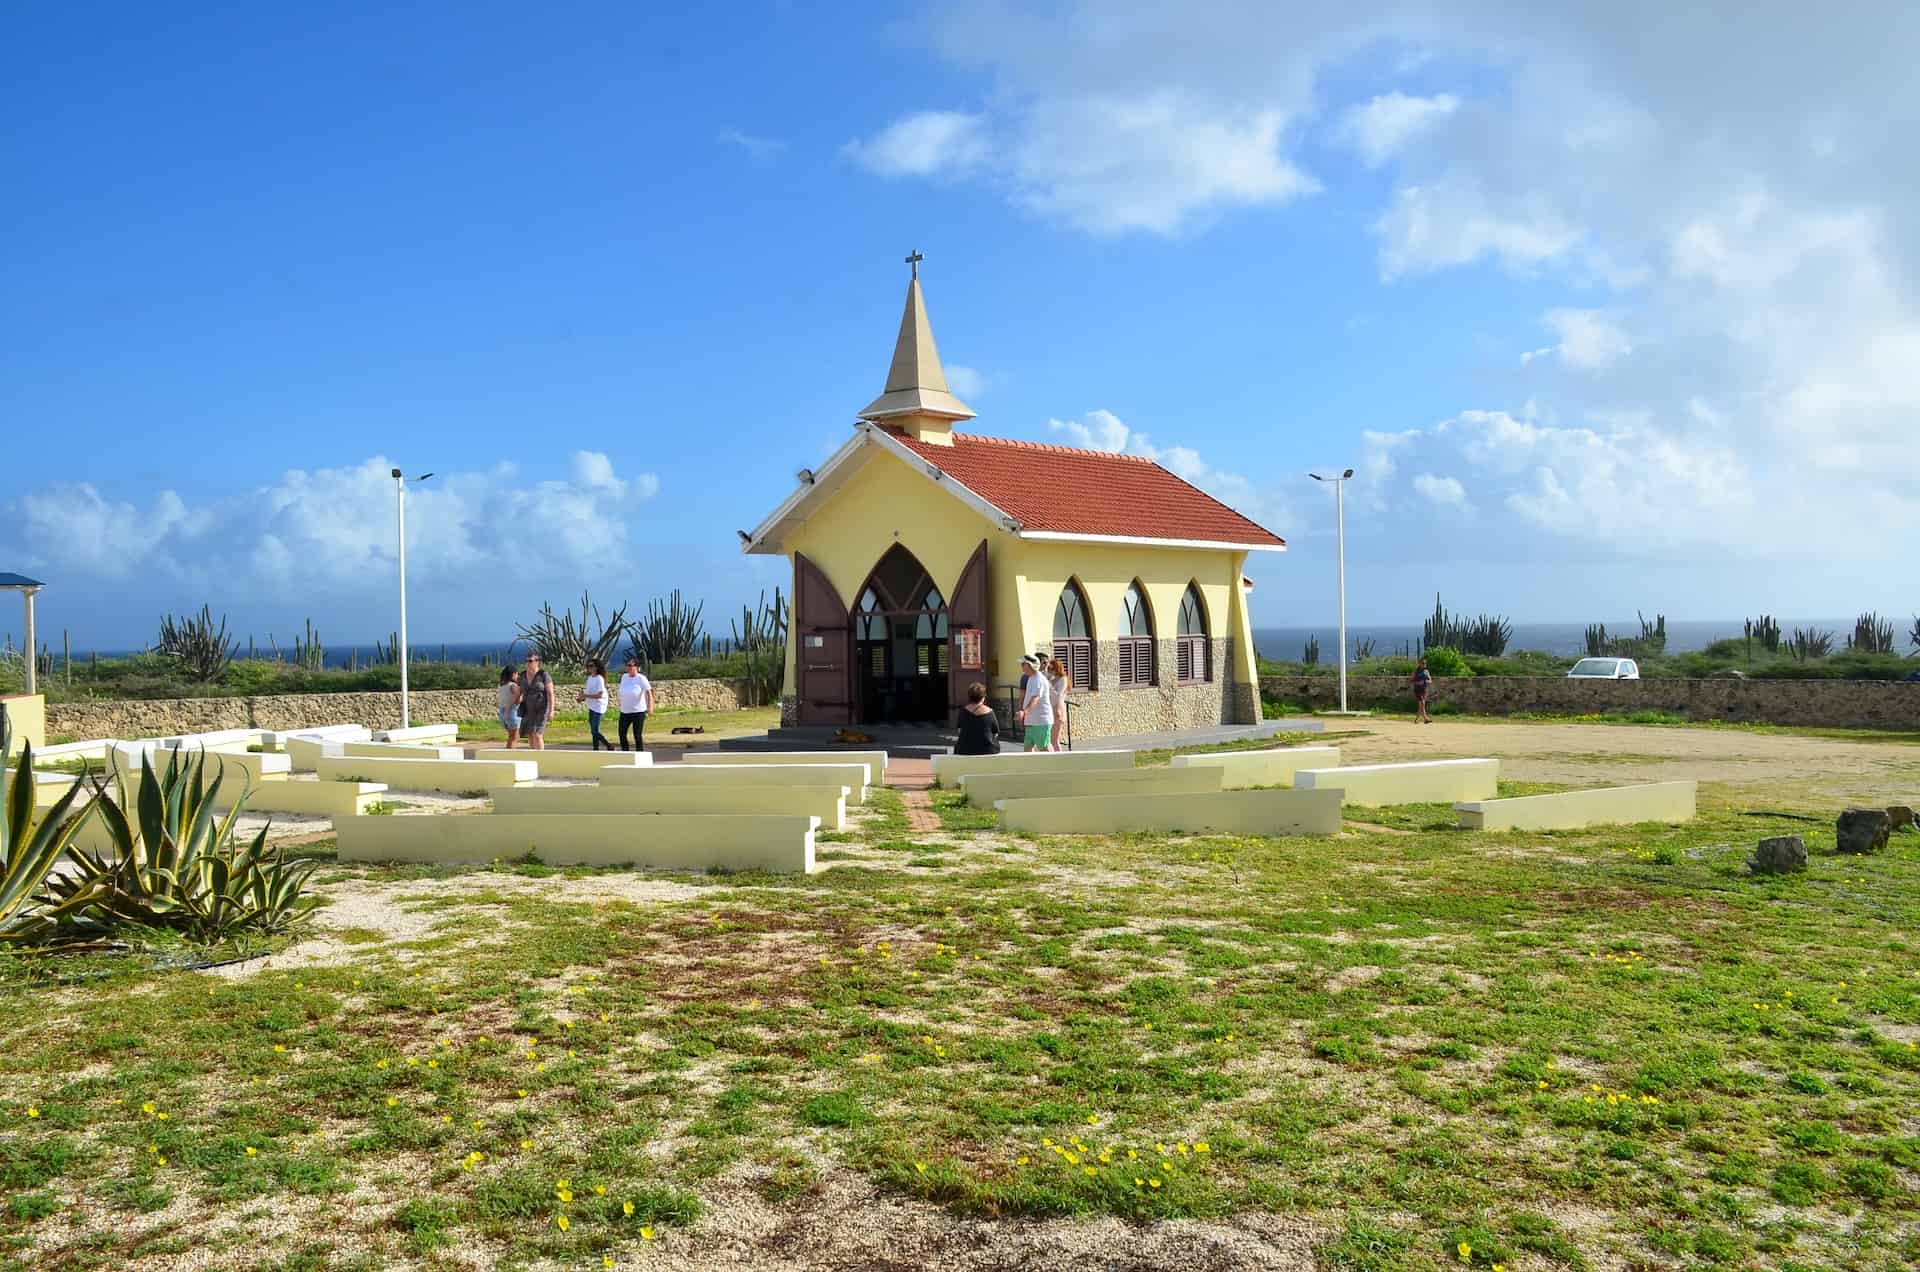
[742,261,1286,742]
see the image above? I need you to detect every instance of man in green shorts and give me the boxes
[1016,654,1054,751]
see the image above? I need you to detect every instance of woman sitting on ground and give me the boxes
[952,681,1001,755]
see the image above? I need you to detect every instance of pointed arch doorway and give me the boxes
[852,544,951,724]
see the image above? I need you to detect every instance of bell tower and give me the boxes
[857,250,975,445]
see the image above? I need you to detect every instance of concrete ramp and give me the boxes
[1456,781,1696,831]
[1295,758,1499,807]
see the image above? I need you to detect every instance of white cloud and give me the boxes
[842,111,989,178]
[1374,181,1583,278]
[3,453,661,606]
[1412,473,1467,506]
[944,363,989,397]
[717,127,785,159]
[1520,308,1633,370]
[1336,92,1459,167]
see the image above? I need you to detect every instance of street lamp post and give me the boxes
[1310,468,1355,714]
[391,469,434,729]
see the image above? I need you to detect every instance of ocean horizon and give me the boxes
[15,617,1873,670]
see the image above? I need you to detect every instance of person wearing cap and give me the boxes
[1015,653,1055,751]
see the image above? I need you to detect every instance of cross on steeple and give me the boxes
[904,249,924,280]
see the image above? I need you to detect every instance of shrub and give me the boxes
[1422,647,1470,678]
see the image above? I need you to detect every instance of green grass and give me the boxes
[1,782,1916,1267]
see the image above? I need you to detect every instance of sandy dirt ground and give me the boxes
[1327,718,1920,808]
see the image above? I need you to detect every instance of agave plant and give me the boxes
[2,731,111,943]
[40,749,316,943]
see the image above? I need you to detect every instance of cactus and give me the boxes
[730,587,789,706]
[1302,633,1321,666]
[1788,627,1834,662]
[628,590,705,665]
[1846,611,1895,654]
[1584,623,1611,657]
[1744,615,1782,661]
[155,605,236,683]
[1424,594,1513,656]
[292,618,325,672]
[516,592,630,671]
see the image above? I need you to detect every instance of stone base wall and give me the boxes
[44,679,749,742]
[1051,636,1253,742]
[1257,674,1920,730]
[779,695,799,728]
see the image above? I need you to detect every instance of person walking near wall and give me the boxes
[1046,655,1071,751]
[617,656,652,752]
[496,665,523,748]
[580,659,612,751]
[1014,654,1054,751]
[520,652,555,750]
[1412,656,1432,725]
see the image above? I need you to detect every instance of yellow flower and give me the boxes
[1537,1080,1548,1090]
[472,1119,484,1130]
[623,1201,635,1216]
[594,1185,606,1196]
[157,1112,168,1121]
[640,1226,655,1240]
[535,1063,546,1072]
[273,1045,286,1054]
[914,1161,927,1173]
[557,1189,573,1203]
[406,1058,418,1067]
[428,1060,438,1069]
[555,1214,570,1231]
[1494,1265,1506,1272]
[1148,1178,1161,1189]
[386,1097,399,1107]
[600,1013,609,1023]
[1083,1166,1096,1176]
[245,1146,258,1157]
[1016,1156,1029,1166]
[605,1259,615,1269]
[26,1106,39,1118]
[1457,1241,1472,1261]
[520,1139,533,1150]
[157,1156,168,1166]
[518,1089,529,1098]
[1193,1142,1210,1154]
[1086,1114,1099,1125]
[142,1102,156,1115]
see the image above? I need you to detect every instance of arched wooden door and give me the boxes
[793,552,851,726]
[947,540,988,722]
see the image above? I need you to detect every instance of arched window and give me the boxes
[1176,582,1210,684]
[1119,581,1155,687]
[854,587,887,678]
[1051,580,1094,690]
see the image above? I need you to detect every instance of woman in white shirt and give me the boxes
[580,659,611,751]
[617,656,653,752]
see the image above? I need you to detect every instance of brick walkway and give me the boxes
[885,758,941,832]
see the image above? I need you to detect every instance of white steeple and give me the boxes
[858,251,975,444]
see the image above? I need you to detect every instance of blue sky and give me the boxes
[5,2,1917,650]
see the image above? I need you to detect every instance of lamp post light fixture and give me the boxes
[391,469,434,728]
[1309,468,1356,714]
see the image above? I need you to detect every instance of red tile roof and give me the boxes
[881,428,1285,548]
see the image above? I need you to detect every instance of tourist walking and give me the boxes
[1412,656,1432,724]
[953,681,1000,755]
[1046,655,1071,751]
[580,659,611,750]
[617,656,652,752]
[496,665,523,748]
[519,651,555,750]
[1014,654,1054,751]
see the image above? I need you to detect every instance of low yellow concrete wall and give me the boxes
[260,725,371,751]
[154,747,293,783]
[158,727,262,750]
[599,763,870,805]
[315,755,533,793]
[492,783,848,831]
[1,694,46,755]
[31,738,116,763]
[677,749,887,786]
[339,740,466,761]
[1456,781,1697,831]
[334,812,818,873]
[375,724,461,744]
[284,736,345,770]
[959,765,1222,807]
[471,749,653,779]
[998,788,1343,836]
[931,749,1135,788]
[1170,745,1341,788]
[213,778,390,818]
[1295,758,1499,807]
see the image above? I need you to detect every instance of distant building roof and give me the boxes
[883,428,1287,549]
[0,573,45,590]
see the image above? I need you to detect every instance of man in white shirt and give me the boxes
[1015,654,1054,751]
[617,657,654,752]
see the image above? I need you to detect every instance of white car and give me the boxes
[1567,657,1639,680]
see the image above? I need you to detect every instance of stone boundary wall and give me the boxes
[44,679,749,741]
[1257,674,1920,730]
